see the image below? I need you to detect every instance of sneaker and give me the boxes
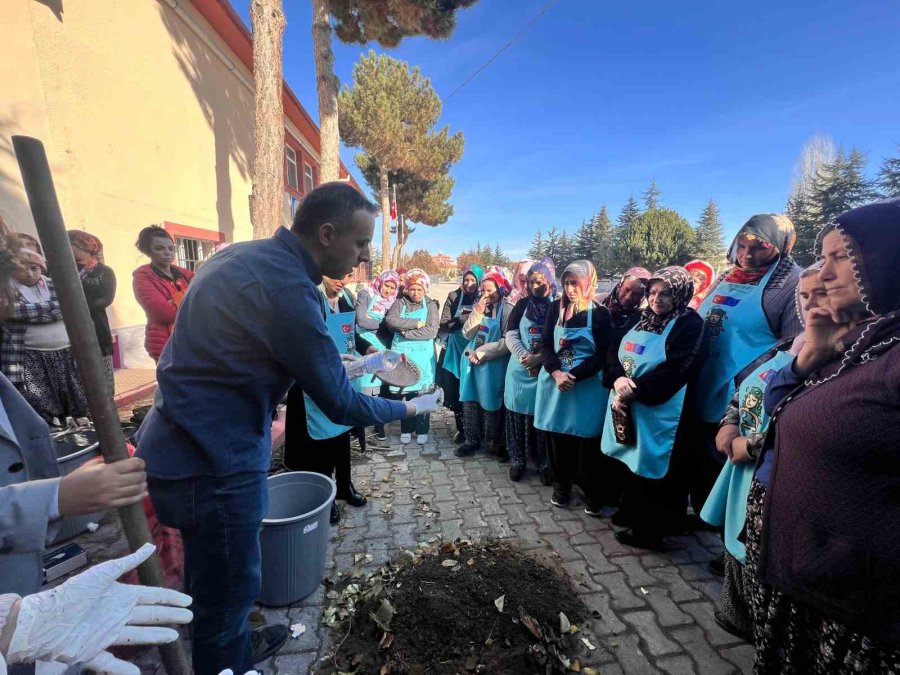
[416,434,428,445]
[400,433,412,444]
[508,465,525,482]
[250,624,289,664]
[550,488,571,508]
[376,432,388,442]
[584,502,604,518]
[454,444,477,457]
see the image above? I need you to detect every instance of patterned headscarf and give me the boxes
[684,259,716,310]
[602,266,651,319]
[509,259,537,304]
[367,269,400,314]
[560,260,598,317]
[635,266,694,334]
[17,246,47,272]
[68,230,104,273]
[727,214,796,266]
[404,268,431,295]
[481,266,512,296]
[524,257,558,324]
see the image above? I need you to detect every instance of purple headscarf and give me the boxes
[524,257,558,323]
[368,269,400,314]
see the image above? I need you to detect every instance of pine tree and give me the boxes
[528,230,546,259]
[612,196,641,273]
[574,218,597,263]
[694,199,726,262]
[618,207,695,271]
[591,205,615,278]
[493,243,505,267]
[878,144,900,197]
[558,231,574,269]
[545,226,561,264]
[642,180,662,211]
[618,195,641,229]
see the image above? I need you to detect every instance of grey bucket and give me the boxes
[259,471,336,607]
[51,442,104,543]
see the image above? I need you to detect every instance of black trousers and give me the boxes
[283,385,351,490]
[684,417,726,514]
[547,432,623,506]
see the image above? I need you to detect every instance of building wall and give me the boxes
[0,0,329,366]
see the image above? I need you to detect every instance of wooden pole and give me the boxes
[12,136,191,675]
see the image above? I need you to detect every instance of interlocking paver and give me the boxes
[622,610,682,656]
[671,626,736,675]
[594,570,648,610]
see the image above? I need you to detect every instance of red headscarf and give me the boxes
[684,259,716,310]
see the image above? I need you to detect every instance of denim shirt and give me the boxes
[137,228,407,479]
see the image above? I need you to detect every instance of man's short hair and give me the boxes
[291,182,378,235]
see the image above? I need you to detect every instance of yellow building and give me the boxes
[1,0,357,367]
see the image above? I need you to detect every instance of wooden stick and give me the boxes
[13,136,191,675]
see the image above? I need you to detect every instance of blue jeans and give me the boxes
[148,472,268,675]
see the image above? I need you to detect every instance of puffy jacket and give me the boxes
[132,264,194,361]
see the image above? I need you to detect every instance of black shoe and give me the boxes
[538,467,554,487]
[337,483,367,507]
[714,607,752,641]
[251,624,289,664]
[611,508,633,528]
[550,487,571,507]
[614,528,664,551]
[508,465,525,482]
[584,502,604,518]
[708,552,726,578]
[452,430,464,444]
[330,502,341,524]
[454,444,477,457]
[496,448,510,463]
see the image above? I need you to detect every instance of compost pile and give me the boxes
[317,540,600,674]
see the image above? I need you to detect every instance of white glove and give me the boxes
[412,387,444,415]
[7,544,192,675]
[217,670,260,675]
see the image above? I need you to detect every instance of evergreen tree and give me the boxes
[613,196,641,273]
[591,205,615,278]
[878,144,900,197]
[642,180,662,211]
[493,243,506,268]
[557,231,572,269]
[574,218,597,263]
[694,199,726,262]
[545,226,561,264]
[618,207,696,271]
[528,230,546,259]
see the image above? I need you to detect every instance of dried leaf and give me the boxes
[494,595,505,613]
[370,599,394,632]
[520,612,543,640]
[559,612,571,634]
[354,553,366,564]
[467,558,476,566]
[382,476,389,483]
[379,665,392,675]
[570,624,579,633]
[379,632,395,650]
[571,659,582,672]
[584,668,599,675]
[580,637,596,651]
[441,559,459,568]
[439,541,457,555]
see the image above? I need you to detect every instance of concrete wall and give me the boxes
[0,1,306,365]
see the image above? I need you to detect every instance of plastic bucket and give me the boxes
[52,442,103,543]
[259,471,336,607]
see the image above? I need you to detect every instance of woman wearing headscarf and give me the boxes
[689,214,800,514]
[600,266,651,330]
[601,267,707,548]
[456,266,512,459]
[355,269,400,441]
[684,259,716,311]
[503,258,556,484]
[384,269,439,446]
[508,259,536,306]
[535,261,617,514]
[700,263,823,639]
[747,200,900,673]
[68,231,116,394]
[437,264,483,442]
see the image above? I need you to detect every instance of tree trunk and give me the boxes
[250,0,286,240]
[379,166,392,264]
[312,0,340,183]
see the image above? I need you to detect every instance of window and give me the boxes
[285,145,299,190]
[175,236,217,272]
[303,162,315,193]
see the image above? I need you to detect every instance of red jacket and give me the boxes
[132,264,194,361]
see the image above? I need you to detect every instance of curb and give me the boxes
[113,381,157,409]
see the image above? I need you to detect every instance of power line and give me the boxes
[442,0,563,104]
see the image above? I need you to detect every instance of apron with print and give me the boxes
[503,314,544,415]
[304,290,357,440]
[694,266,778,423]
[389,301,436,394]
[700,349,793,563]
[534,303,607,438]
[441,293,474,380]
[357,291,391,391]
[601,318,685,479]
[459,302,509,412]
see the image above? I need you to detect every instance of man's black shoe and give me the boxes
[251,624,289,664]
[454,444,477,457]
[337,482,367,507]
[508,465,525,482]
[614,528,664,551]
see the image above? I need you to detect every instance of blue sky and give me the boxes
[237,0,899,260]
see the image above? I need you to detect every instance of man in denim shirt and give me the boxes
[137,184,439,674]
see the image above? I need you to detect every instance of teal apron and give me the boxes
[601,318,686,479]
[304,289,356,440]
[459,302,509,412]
[534,303,607,438]
[441,293,474,379]
[699,349,793,563]
[503,313,543,415]
[357,291,391,391]
[694,265,778,423]
[389,301,436,394]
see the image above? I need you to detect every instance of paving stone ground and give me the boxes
[67,407,750,674]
